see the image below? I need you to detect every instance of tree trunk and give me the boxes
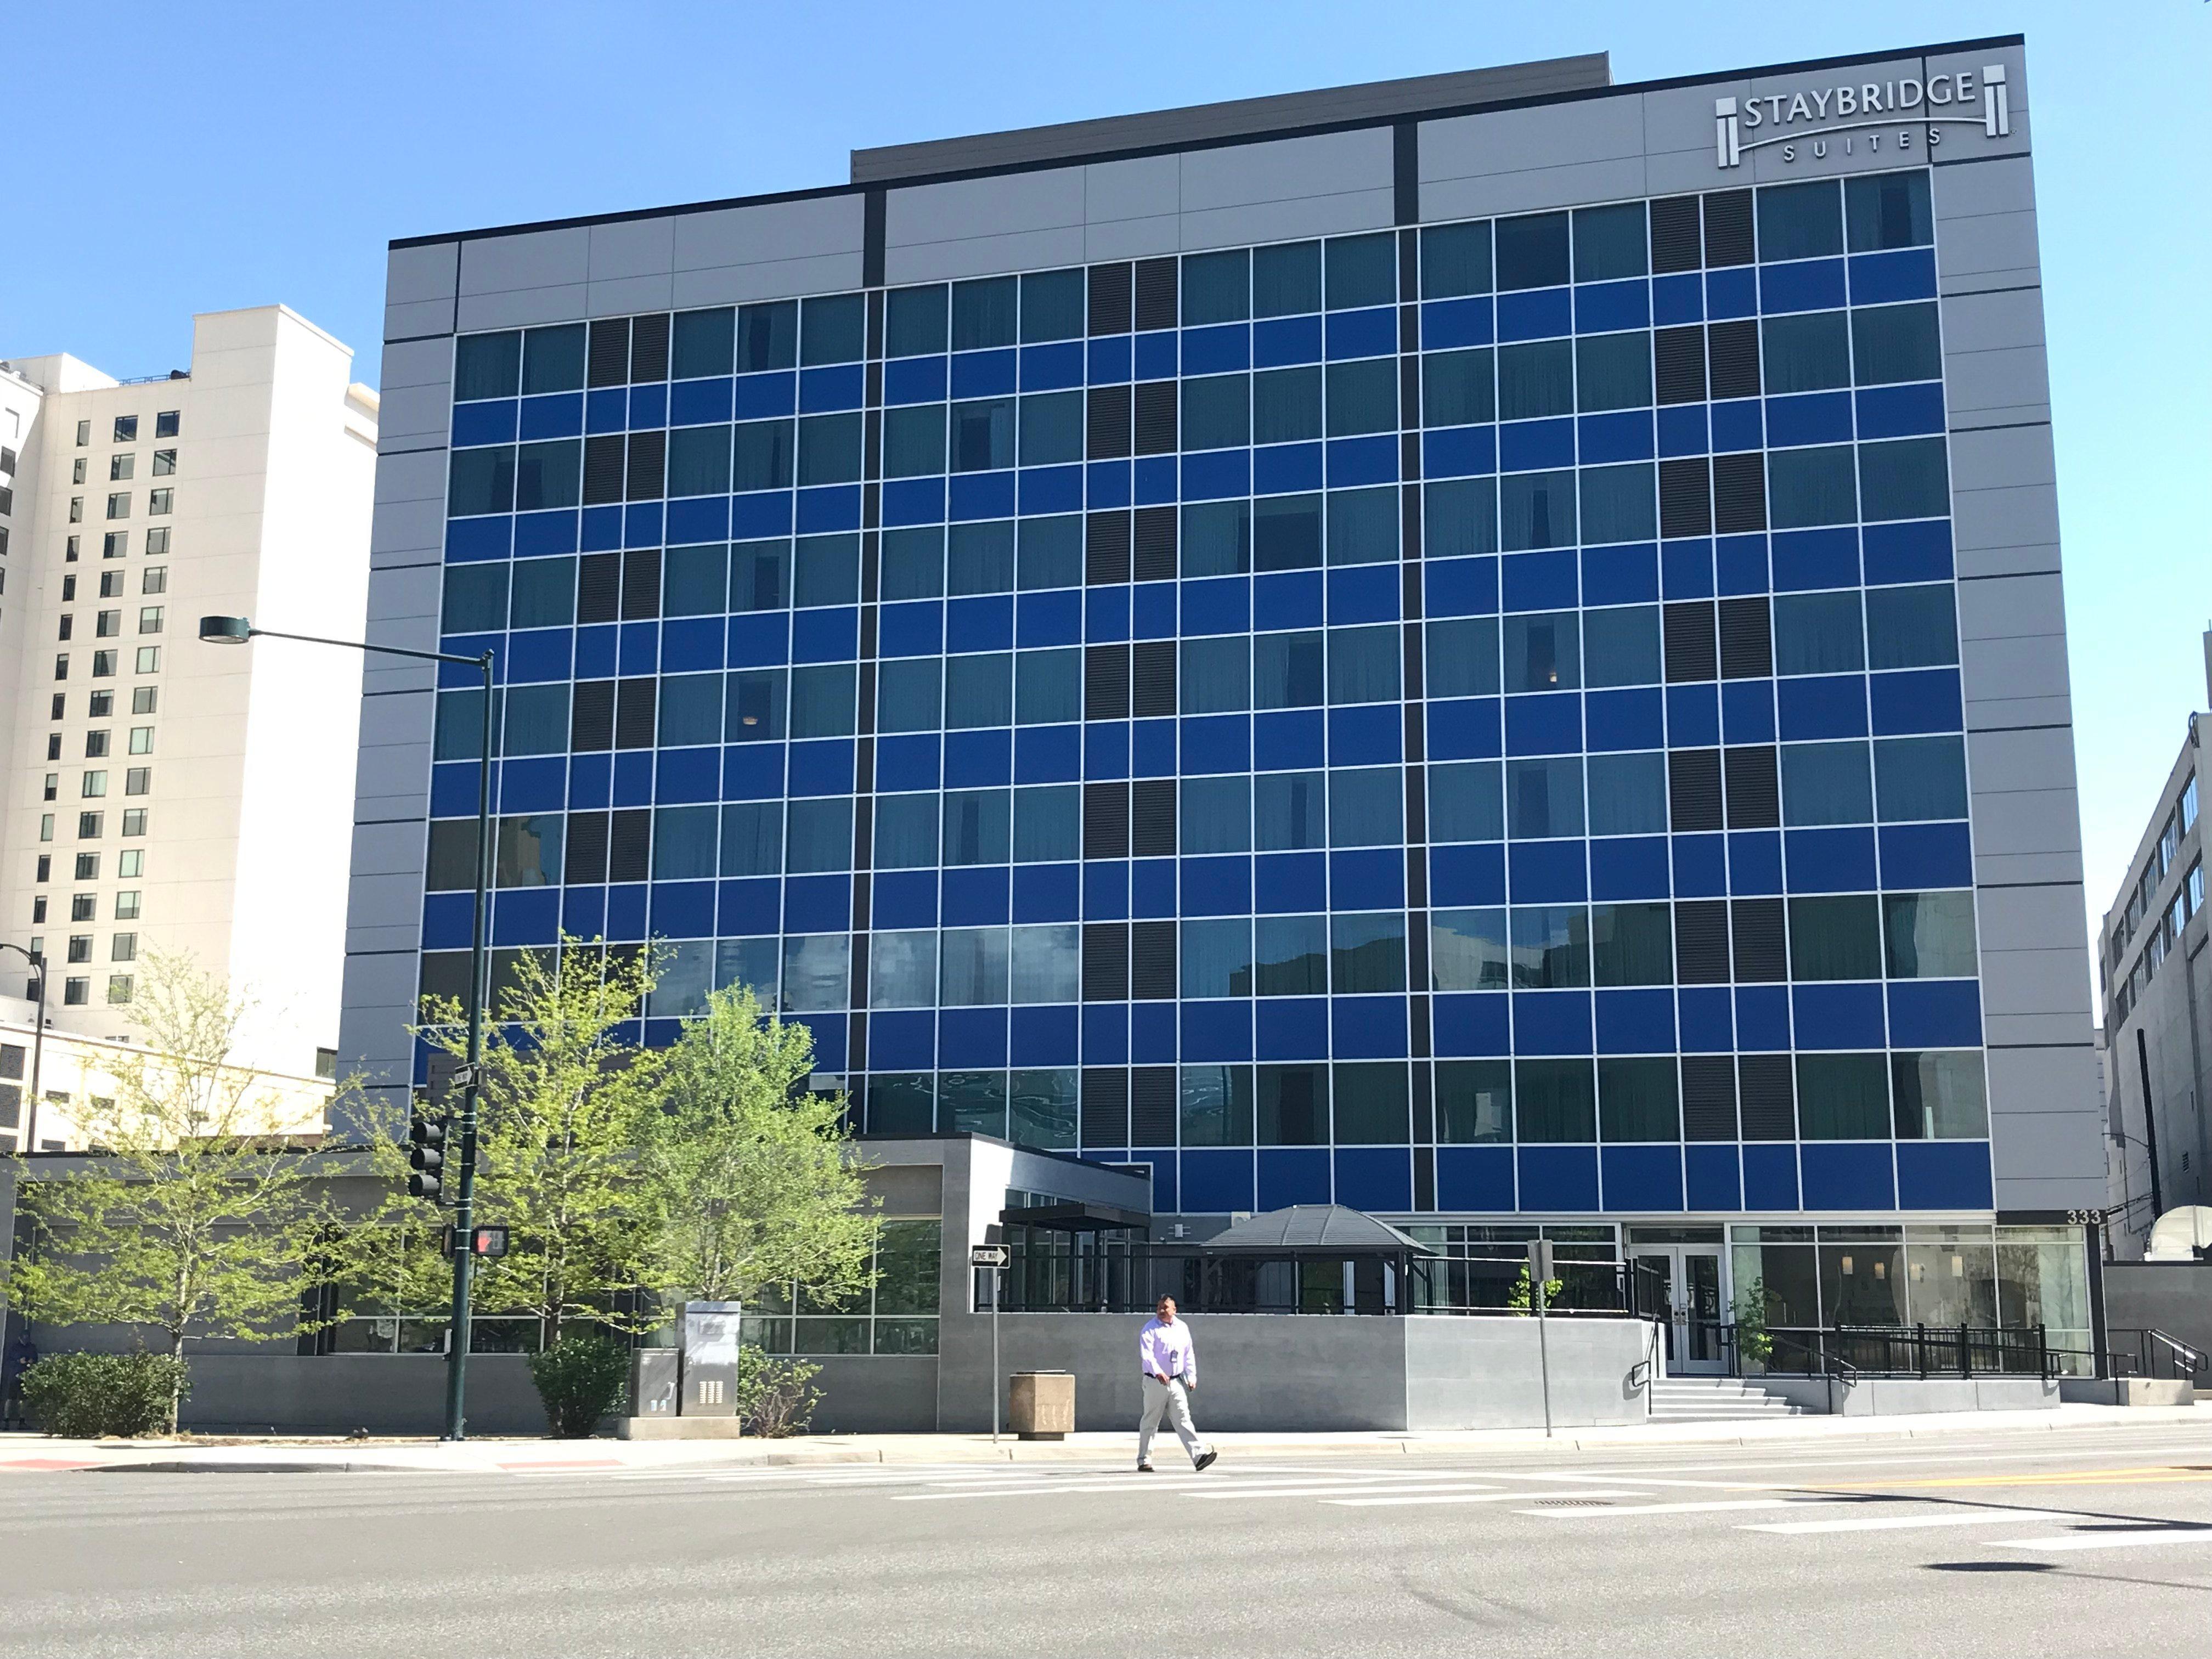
[167,1327,188,1435]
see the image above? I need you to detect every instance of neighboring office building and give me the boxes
[0,1015,332,1154]
[2097,631,2208,1259]
[342,38,2107,1369]
[0,309,379,1102]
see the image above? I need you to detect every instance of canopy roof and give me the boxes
[1199,1205,1440,1256]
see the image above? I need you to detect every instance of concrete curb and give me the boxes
[5,1401,2202,1474]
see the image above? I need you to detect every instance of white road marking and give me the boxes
[1326,1488,1651,1509]
[1519,1497,1821,1518]
[1180,1482,1502,1502]
[1993,1527,2212,1554]
[1745,1509,2071,1535]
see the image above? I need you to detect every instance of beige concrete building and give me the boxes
[0,308,377,1116]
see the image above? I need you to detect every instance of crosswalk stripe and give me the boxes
[1993,1527,2212,1553]
[892,1479,1221,1500]
[1326,1488,1650,1509]
[1519,1498,1818,1518]
[1744,1509,2070,1535]
[1181,1483,1502,1502]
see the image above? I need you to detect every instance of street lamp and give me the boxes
[200,614,494,1441]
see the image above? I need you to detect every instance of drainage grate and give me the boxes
[1531,1498,1613,1509]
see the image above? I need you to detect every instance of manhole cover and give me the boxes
[1531,1498,1612,1508]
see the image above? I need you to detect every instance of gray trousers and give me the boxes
[1138,1375,1204,1466]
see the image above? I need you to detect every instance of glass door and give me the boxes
[1633,1246,1728,1374]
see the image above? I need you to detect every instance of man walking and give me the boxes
[1137,1295,1217,1473]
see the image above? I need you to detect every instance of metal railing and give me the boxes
[991,1243,1662,1319]
[2103,1327,2208,1384]
[1732,1323,2055,1380]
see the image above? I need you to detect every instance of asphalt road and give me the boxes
[2,1423,2208,1656]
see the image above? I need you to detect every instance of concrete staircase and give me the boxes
[1648,1375,1813,1421]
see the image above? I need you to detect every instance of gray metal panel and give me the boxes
[375,337,453,450]
[385,242,458,341]
[1180,127,1393,213]
[885,167,1085,249]
[849,55,1610,184]
[672,195,866,272]
[1418,94,1647,221]
[1085,155,1180,224]
[673,254,867,307]
[454,285,592,332]
[459,225,590,295]
[586,273,675,318]
[588,216,675,281]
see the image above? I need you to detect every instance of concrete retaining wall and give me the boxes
[2100,1263,2212,1358]
[1758,1375,2059,1416]
[177,1355,550,1436]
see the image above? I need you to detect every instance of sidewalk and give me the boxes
[3,1400,2203,1474]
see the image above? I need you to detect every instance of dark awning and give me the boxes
[1198,1204,1440,1256]
[998,1201,1152,1233]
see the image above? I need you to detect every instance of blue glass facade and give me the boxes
[421,167,1994,1220]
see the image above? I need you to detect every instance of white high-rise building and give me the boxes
[0,307,377,1106]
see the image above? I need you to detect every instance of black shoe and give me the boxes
[1136,1463,1155,1472]
[1194,1449,1218,1472]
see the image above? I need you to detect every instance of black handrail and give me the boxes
[1718,1322,2056,1379]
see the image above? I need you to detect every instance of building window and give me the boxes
[81,771,107,798]
[64,978,88,1006]
[37,816,52,844]
[147,489,172,515]
[121,809,146,836]
[99,572,122,598]
[45,733,60,760]
[71,457,87,484]
[106,975,133,1005]
[151,450,176,477]
[84,731,108,758]
[56,615,72,641]
[129,727,153,755]
[66,936,91,964]
[315,1048,337,1080]
[105,493,129,520]
[34,855,50,881]
[118,849,142,878]
[142,567,166,595]
[111,934,136,962]
[139,606,163,634]
[113,415,138,443]
[124,768,150,796]
[52,653,67,681]
[75,420,90,447]
[135,647,160,673]
[31,899,46,924]
[68,498,82,523]
[95,610,120,637]
[131,686,156,715]
[109,454,135,482]
[115,891,140,919]
[78,812,102,838]
[144,527,168,555]
[74,853,98,881]
[41,775,56,802]
[70,894,95,922]
[91,651,116,677]
[88,690,112,717]
[103,531,127,558]
[64,534,79,560]
[155,411,179,438]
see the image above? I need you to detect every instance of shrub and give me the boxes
[526,1332,630,1438]
[736,1346,821,1437]
[19,1351,191,1438]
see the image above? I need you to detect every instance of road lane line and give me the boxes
[1181,1483,1502,1502]
[1994,1527,2212,1553]
[1518,1498,1821,1518]
[1327,1488,1651,1509]
[1745,1509,2072,1535]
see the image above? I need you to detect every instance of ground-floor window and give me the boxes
[742,1217,941,1357]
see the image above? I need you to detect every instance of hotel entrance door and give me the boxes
[1630,1246,1727,1374]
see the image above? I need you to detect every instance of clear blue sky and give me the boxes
[5,1,2205,966]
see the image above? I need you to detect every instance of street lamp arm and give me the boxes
[201,618,489,671]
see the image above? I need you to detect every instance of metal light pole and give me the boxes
[199,616,494,1441]
[0,942,48,1150]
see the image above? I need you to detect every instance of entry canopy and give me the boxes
[1199,1205,1440,1256]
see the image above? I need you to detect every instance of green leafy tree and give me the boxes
[0,952,336,1429]
[354,938,664,1346]
[639,983,878,1310]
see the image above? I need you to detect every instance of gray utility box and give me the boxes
[630,1348,680,1420]
[681,1302,742,1417]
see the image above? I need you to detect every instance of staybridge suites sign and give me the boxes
[1715,63,2011,167]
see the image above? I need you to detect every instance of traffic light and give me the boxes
[408,1111,449,1203]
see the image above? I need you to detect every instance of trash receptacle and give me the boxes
[1008,1370,1074,1440]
